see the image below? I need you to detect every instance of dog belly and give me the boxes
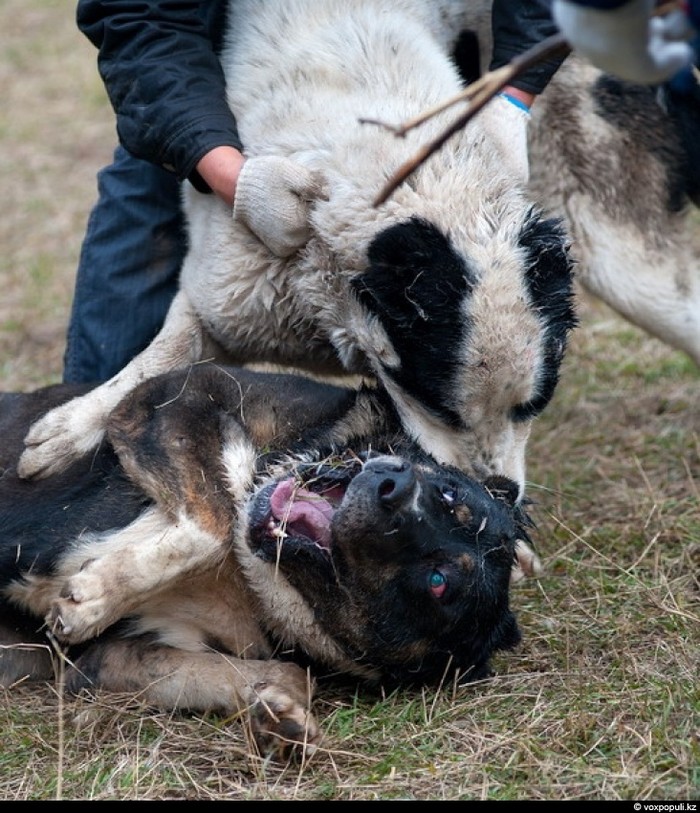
[180,0,485,377]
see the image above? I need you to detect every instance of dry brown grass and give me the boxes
[0,0,112,390]
[1,0,698,801]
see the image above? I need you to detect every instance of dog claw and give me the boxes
[46,607,72,638]
[46,600,102,644]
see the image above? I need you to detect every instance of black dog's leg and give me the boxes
[67,635,321,761]
[46,370,253,644]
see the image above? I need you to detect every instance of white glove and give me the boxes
[233,155,326,257]
[478,93,531,184]
[553,0,695,84]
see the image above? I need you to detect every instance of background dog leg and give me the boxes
[572,217,700,366]
[528,56,700,367]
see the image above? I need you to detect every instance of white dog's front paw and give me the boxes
[46,564,123,643]
[18,397,106,480]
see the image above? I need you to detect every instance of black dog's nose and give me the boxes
[363,458,416,507]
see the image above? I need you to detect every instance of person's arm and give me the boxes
[77,0,242,191]
[478,1,567,184]
[491,0,568,98]
[77,0,322,256]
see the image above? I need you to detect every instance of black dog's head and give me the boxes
[248,449,526,685]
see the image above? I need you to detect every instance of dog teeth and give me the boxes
[269,520,288,540]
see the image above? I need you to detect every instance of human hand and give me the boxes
[552,0,695,84]
[195,145,245,207]
[233,155,327,257]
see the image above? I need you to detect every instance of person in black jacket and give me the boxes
[66,0,319,382]
[64,0,568,384]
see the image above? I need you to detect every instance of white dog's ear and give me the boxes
[234,156,328,257]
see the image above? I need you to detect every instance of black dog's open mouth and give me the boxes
[267,476,342,548]
[250,453,365,553]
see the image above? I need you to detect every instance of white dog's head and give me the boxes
[345,207,577,500]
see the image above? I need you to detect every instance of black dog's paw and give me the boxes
[45,563,120,643]
[249,682,321,762]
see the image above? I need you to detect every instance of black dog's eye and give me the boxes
[429,570,447,599]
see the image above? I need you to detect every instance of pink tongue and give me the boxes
[270,479,335,547]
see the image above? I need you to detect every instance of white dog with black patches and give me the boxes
[18,0,576,518]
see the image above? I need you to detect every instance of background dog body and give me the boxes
[1,364,526,757]
[528,55,700,366]
[17,0,576,498]
[452,0,700,367]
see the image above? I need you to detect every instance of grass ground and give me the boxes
[0,0,698,801]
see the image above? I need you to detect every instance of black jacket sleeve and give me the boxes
[76,0,243,186]
[491,0,569,95]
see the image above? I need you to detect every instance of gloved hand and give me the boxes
[233,155,326,257]
[552,0,695,84]
[478,93,531,184]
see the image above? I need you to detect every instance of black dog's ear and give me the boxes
[483,475,519,507]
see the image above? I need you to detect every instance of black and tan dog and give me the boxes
[0,364,530,758]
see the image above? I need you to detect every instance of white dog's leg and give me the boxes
[18,291,205,480]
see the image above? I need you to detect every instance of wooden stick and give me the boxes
[371,0,682,207]
[372,34,569,206]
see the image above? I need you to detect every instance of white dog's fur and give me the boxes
[19,0,576,500]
